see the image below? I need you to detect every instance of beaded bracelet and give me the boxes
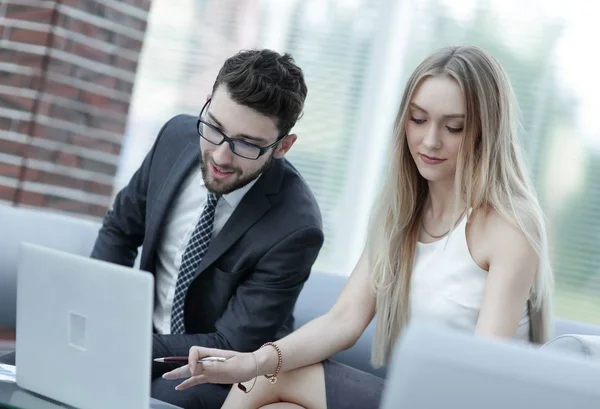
[261,342,282,384]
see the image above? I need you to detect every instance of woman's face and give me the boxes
[406,75,466,183]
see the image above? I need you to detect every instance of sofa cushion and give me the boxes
[0,205,101,327]
[553,318,600,337]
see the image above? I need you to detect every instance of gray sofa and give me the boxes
[294,268,600,378]
[2,204,600,376]
[0,205,102,329]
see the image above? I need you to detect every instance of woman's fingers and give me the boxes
[199,355,255,384]
[195,360,226,380]
[167,349,254,391]
[188,347,202,375]
[163,360,207,380]
[188,346,237,374]
[189,346,238,360]
[175,374,208,391]
[162,364,196,380]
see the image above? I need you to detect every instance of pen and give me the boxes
[154,356,227,363]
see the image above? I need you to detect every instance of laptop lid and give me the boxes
[16,243,154,409]
[380,323,600,409]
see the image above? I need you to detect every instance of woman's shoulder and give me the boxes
[467,206,537,270]
[472,205,538,240]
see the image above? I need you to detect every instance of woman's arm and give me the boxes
[475,211,538,339]
[165,249,377,388]
[255,249,376,374]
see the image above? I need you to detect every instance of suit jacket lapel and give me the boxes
[144,141,198,265]
[194,189,270,276]
[193,158,284,277]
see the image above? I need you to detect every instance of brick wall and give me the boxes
[0,0,150,218]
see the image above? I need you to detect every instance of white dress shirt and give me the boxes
[153,164,258,334]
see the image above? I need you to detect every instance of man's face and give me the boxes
[199,86,296,194]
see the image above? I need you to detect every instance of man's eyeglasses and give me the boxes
[196,99,287,160]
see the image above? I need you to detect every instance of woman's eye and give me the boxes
[410,117,426,125]
[446,126,464,134]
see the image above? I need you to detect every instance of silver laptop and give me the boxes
[380,322,600,409]
[15,243,180,409]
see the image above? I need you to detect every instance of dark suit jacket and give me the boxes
[91,114,324,358]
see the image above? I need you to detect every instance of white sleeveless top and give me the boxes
[409,212,531,341]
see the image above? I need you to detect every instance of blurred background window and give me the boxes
[114,0,599,325]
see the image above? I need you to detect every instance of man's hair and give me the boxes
[212,49,308,136]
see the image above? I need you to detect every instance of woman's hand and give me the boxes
[162,347,258,391]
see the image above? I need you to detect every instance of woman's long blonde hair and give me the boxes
[367,45,553,367]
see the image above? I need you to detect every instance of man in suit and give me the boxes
[91,49,324,408]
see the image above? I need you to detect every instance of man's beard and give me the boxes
[200,150,273,195]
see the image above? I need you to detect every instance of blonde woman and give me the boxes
[163,45,554,409]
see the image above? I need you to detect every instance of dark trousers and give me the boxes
[151,339,231,409]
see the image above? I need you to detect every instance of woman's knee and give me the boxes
[276,363,327,409]
[223,362,326,409]
[223,374,282,409]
